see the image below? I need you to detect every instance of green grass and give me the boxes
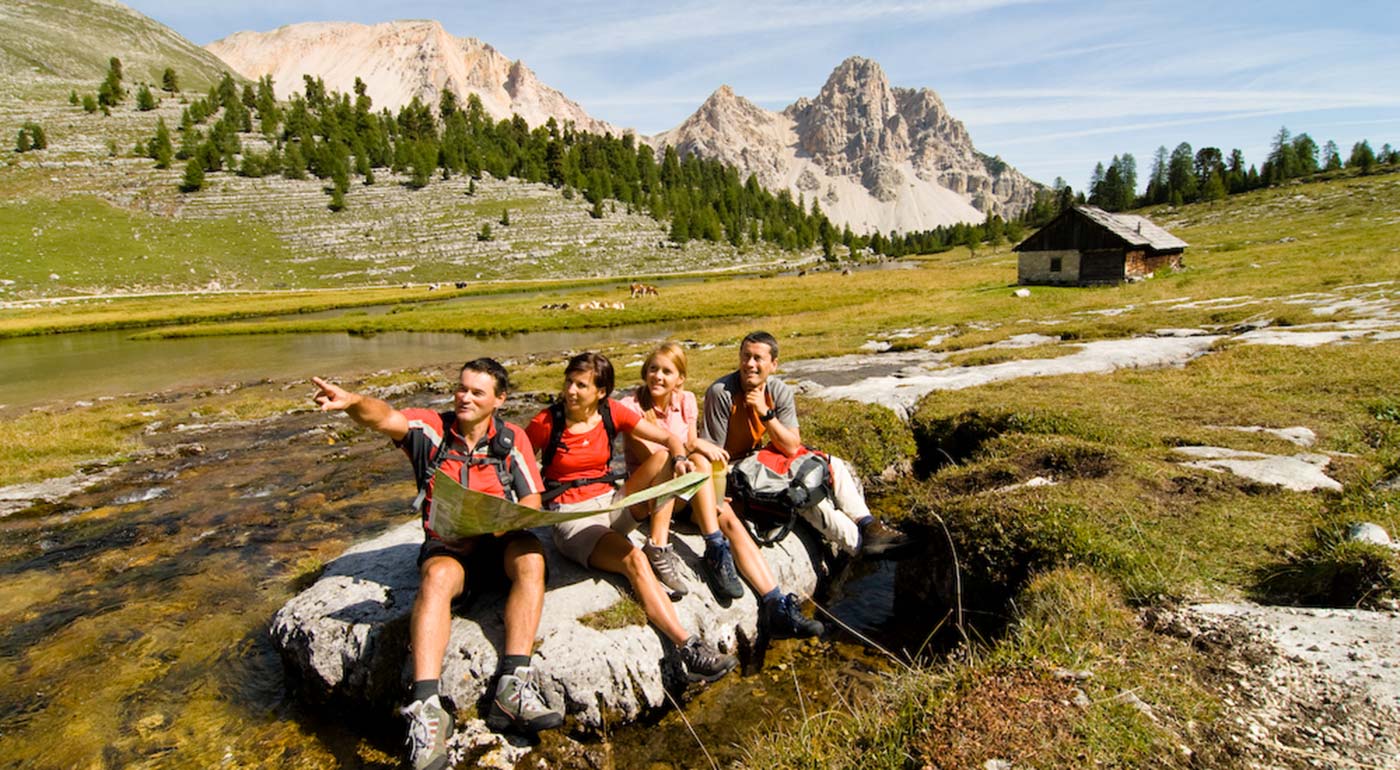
[0,196,294,296]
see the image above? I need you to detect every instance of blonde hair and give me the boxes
[636,341,688,411]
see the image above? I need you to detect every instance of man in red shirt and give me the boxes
[312,358,562,770]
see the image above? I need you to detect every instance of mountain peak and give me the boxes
[207,20,615,134]
[656,55,1038,231]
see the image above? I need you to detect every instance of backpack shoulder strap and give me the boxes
[540,400,567,470]
[599,398,618,464]
[411,411,457,512]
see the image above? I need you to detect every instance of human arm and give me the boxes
[311,376,409,441]
[629,417,695,473]
[700,379,732,446]
[684,392,728,464]
[752,380,802,456]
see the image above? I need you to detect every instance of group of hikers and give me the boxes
[311,331,911,770]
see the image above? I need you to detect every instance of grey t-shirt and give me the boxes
[700,371,798,455]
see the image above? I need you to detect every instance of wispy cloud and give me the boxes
[517,0,1041,63]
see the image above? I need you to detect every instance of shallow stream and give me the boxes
[0,379,928,769]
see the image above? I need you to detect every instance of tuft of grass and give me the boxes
[796,396,916,481]
[745,567,1233,769]
[579,596,647,631]
[0,401,154,487]
[1253,485,1400,607]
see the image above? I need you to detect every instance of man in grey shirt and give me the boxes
[701,331,909,556]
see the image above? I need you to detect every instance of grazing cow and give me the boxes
[455,281,469,289]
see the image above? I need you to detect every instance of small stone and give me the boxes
[1071,688,1091,708]
[984,760,1012,770]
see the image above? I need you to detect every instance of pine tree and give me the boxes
[136,84,157,111]
[82,94,97,113]
[162,67,179,93]
[499,208,510,226]
[179,157,204,192]
[328,185,346,212]
[98,57,125,107]
[15,128,30,153]
[477,223,493,241]
[149,118,173,168]
[68,90,79,105]
[1321,140,1342,171]
[590,198,604,219]
[467,178,476,196]
[1349,140,1376,174]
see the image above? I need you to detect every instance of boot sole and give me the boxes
[485,709,564,734]
[684,656,738,683]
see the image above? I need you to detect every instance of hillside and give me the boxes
[652,56,1040,232]
[207,20,617,134]
[0,0,232,95]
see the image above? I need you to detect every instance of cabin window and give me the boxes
[1050,257,1062,272]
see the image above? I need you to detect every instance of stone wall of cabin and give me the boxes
[1018,249,1081,285]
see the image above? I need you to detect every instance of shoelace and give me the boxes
[404,707,439,754]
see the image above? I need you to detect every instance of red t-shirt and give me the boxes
[526,399,641,505]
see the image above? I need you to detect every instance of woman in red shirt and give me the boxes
[527,352,736,682]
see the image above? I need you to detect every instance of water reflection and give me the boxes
[0,322,692,410]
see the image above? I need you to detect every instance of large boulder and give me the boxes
[271,518,824,729]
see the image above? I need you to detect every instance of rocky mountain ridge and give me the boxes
[207,20,617,135]
[653,56,1039,231]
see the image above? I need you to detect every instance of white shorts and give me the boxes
[550,489,638,567]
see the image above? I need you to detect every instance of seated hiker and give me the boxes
[526,352,738,683]
[701,331,910,558]
[311,358,562,770]
[617,342,824,638]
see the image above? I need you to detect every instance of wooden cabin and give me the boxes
[1013,206,1187,285]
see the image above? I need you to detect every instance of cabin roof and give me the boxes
[1074,206,1188,250]
[1014,206,1188,252]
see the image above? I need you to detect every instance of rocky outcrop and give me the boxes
[652,56,1040,232]
[272,518,823,729]
[206,20,616,135]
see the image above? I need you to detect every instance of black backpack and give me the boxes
[727,446,833,545]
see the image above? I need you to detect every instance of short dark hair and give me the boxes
[741,330,779,360]
[564,351,614,397]
[460,357,510,395]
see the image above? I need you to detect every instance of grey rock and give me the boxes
[272,519,822,730]
[1347,522,1393,547]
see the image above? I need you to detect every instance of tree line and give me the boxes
[58,62,1029,259]
[1081,128,1398,212]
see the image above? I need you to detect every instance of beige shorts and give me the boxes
[550,489,638,567]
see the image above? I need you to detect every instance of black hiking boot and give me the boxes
[763,593,824,640]
[859,520,912,559]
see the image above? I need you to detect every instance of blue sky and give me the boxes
[126,0,1400,191]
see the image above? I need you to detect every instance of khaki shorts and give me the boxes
[550,489,638,567]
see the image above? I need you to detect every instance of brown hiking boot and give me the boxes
[859,520,912,558]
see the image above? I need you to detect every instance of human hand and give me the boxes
[311,376,356,412]
[693,439,729,465]
[744,385,767,412]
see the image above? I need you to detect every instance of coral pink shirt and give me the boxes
[616,389,696,472]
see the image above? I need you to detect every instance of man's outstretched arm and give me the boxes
[311,376,410,441]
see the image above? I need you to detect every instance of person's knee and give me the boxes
[688,454,713,474]
[509,549,547,585]
[419,557,464,598]
[620,546,651,581]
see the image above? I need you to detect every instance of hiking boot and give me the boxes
[763,593,825,640]
[859,520,912,559]
[643,540,689,599]
[678,636,738,683]
[485,666,564,734]
[401,694,453,770]
[702,539,744,600]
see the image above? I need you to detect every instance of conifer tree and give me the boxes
[500,208,510,226]
[136,84,157,111]
[22,122,47,150]
[162,67,179,93]
[149,118,173,168]
[1349,140,1376,174]
[179,157,204,192]
[15,128,30,153]
[69,90,79,105]
[477,223,493,241]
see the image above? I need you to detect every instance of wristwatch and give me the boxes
[760,408,777,423]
